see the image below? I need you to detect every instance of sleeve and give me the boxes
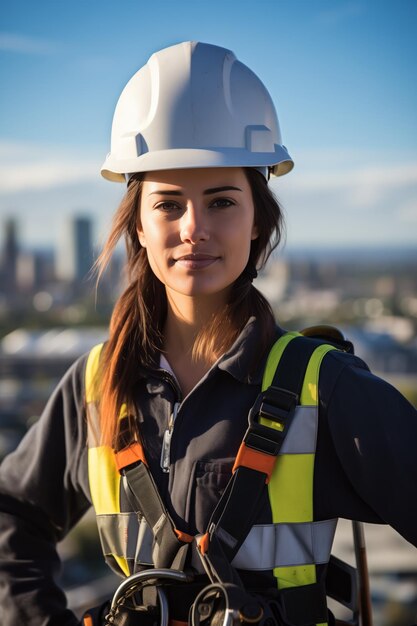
[316,350,417,547]
[0,355,91,626]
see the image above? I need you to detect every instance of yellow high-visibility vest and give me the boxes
[85,332,338,626]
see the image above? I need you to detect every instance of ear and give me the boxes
[136,226,146,247]
[251,223,259,241]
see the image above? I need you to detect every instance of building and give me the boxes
[56,215,94,285]
[1,217,19,295]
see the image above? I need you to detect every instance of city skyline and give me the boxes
[3,210,417,261]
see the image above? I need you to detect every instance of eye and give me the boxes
[155,201,182,212]
[210,197,235,208]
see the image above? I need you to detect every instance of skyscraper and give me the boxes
[2,218,19,294]
[56,215,94,285]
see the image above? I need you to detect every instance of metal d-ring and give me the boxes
[109,568,190,626]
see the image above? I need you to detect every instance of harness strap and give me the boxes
[197,532,243,587]
[270,335,325,392]
[196,335,331,625]
[115,442,147,470]
[120,450,193,570]
[202,336,323,568]
[277,581,328,626]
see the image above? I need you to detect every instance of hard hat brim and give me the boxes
[101,147,294,182]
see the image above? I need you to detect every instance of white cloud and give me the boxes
[269,149,417,246]
[0,141,102,192]
[280,163,417,192]
[273,157,417,211]
[0,32,58,55]
[1,161,100,193]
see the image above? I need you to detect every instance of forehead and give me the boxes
[142,167,249,192]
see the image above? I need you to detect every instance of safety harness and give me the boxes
[85,328,363,626]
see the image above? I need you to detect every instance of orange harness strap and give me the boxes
[115,442,147,471]
[232,442,276,483]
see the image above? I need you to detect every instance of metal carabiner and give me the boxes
[108,568,191,626]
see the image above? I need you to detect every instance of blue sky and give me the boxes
[1,0,416,251]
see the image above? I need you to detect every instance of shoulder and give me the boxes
[319,347,369,393]
[38,346,103,421]
[53,349,93,401]
[318,346,416,437]
[318,346,414,416]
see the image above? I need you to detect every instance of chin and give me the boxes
[169,280,232,299]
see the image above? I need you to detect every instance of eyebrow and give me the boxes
[204,186,243,195]
[148,185,243,197]
[148,190,183,196]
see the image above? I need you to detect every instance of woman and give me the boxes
[0,41,416,626]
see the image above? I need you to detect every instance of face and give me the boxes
[137,167,258,303]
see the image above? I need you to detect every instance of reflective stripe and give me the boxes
[97,512,139,558]
[94,515,337,574]
[135,513,155,564]
[232,520,337,570]
[96,512,154,566]
[87,402,101,448]
[276,406,317,455]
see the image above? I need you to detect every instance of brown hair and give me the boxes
[96,168,285,446]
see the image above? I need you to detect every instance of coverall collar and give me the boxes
[142,316,284,390]
[217,316,284,385]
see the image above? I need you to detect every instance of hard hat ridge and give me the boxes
[101,41,294,182]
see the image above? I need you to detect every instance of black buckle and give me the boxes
[245,386,298,456]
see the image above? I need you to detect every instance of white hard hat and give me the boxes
[101,41,294,182]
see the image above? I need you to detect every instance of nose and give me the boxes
[180,204,209,244]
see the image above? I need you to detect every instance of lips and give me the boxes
[175,253,220,270]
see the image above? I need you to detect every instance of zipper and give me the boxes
[160,401,181,473]
[157,360,215,474]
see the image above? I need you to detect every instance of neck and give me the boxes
[164,289,228,358]
[163,288,241,396]
[162,290,230,396]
